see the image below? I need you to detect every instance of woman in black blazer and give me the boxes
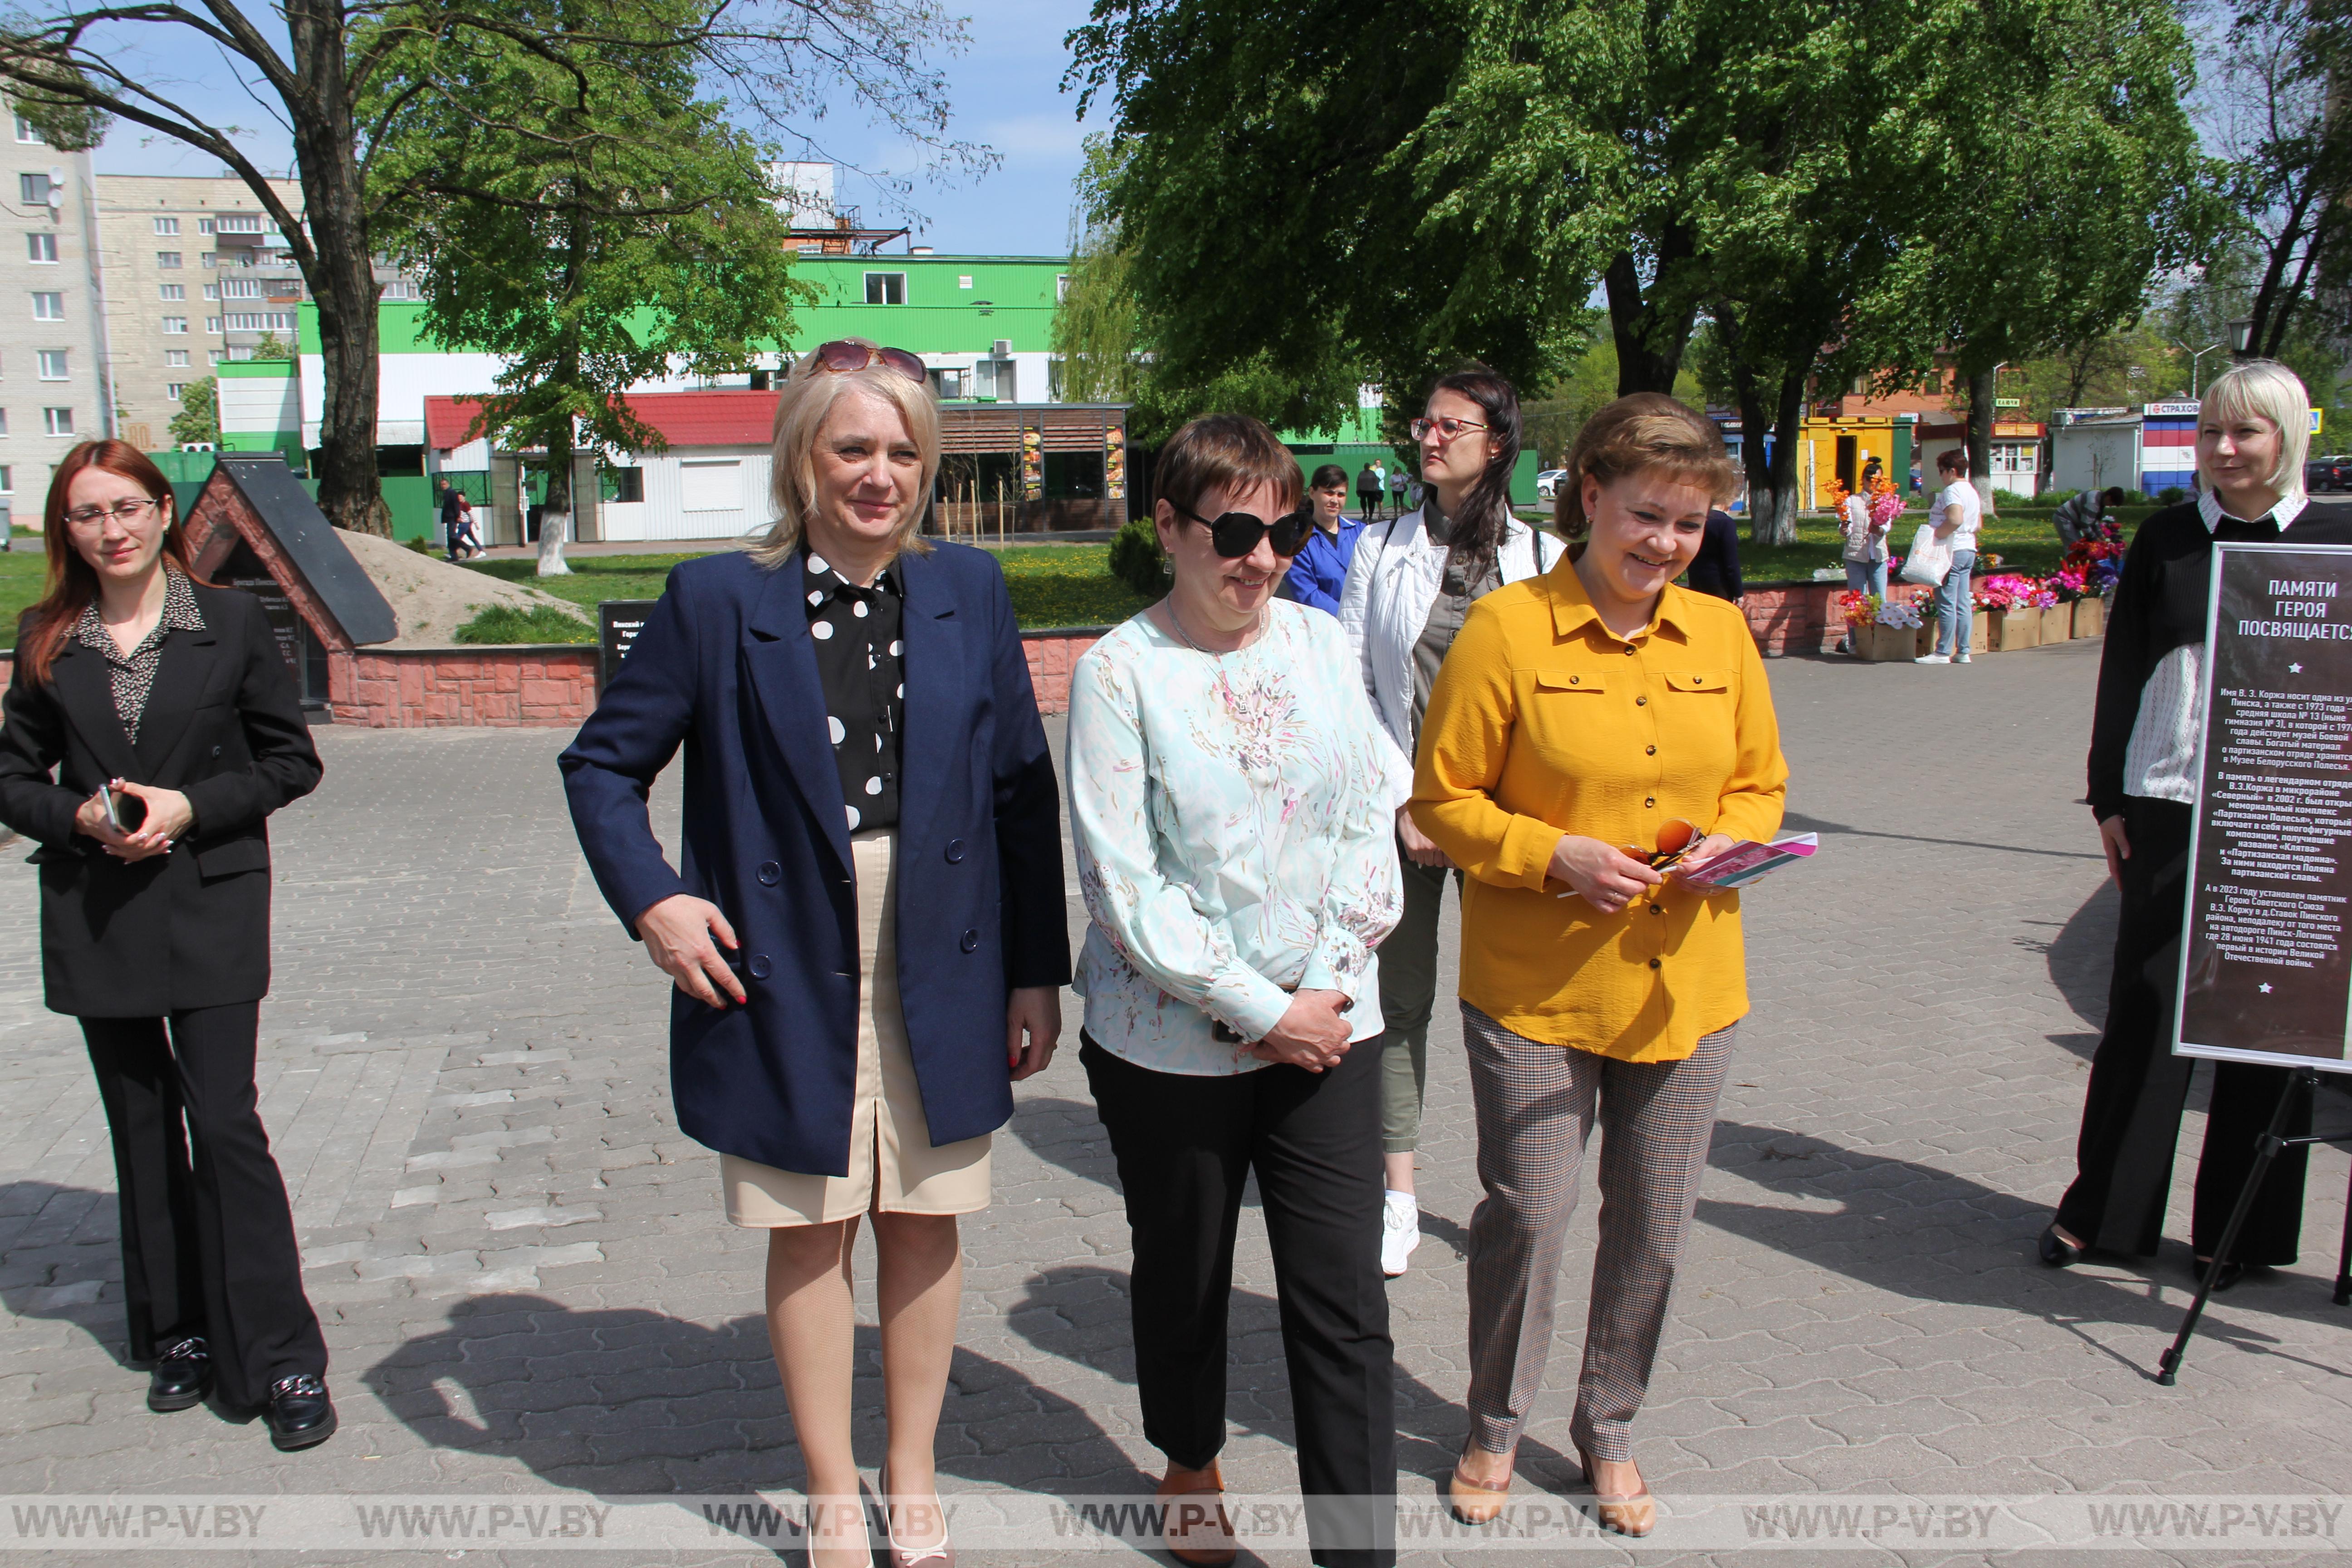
[0,441,333,1448]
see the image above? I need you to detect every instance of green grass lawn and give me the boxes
[440,509,2144,641]
[462,544,1152,634]
[0,548,47,631]
[1735,505,2154,583]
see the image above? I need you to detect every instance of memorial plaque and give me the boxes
[2175,541,2352,1070]
[598,599,659,693]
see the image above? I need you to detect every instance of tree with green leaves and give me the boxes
[0,0,981,534]
[364,0,807,574]
[167,377,218,447]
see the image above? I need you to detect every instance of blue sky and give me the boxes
[90,0,1104,257]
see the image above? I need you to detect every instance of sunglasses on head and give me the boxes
[810,339,927,385]
[1179,504,1314,558]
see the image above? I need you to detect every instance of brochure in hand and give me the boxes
[1675,833,1818,889]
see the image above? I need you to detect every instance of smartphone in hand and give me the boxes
[99,783,147,834]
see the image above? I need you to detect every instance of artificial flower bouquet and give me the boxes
[1838,589,1879,626]
[1875,597,1924,629]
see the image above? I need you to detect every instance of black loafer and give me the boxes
[264,1374,337,1451]
[2037,1225,2084,1268]
[147,1336,212,1412]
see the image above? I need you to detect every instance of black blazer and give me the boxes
[0,582,322,1016]
[2087,500,2352,822]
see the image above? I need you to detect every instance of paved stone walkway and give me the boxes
[3,631,2352,1565]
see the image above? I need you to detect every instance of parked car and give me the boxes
[2308,456,2352,493]
[1535,468,1568,500]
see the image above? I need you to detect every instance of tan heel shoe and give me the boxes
[1447,1446,1514,1524]
[1156,1460,1235,1567]
[1578,1446,1655,1538]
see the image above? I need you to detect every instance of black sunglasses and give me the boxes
[1179,504,1314,558]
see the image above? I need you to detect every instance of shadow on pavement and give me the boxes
[0,1180,136,1369]
[1703,1121,2352,1368]
[1001,1264,1589,1504]
[367,1294,1137,1516]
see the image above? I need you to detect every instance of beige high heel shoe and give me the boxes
[1578,1446,1655,1538]
[1447,1445,1513,1524]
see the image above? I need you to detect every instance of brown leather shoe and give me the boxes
[1156,1460,1235,1566]
[1579,1446,1655,1538]
[1448,1446,1513,1524]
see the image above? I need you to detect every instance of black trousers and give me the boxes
[81,1002,327,1408]
[1083,1036,1394,1568]
[2056,797,2311,1264]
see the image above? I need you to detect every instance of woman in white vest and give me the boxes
[1337,367,1561,1276]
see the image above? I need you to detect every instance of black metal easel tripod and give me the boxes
[2156,1066,2352,1385]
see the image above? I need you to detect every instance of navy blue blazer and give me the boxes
[558,543,1070,1176]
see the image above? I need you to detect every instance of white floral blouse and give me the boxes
[1067,600,1408,1076]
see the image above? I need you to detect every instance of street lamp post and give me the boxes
[2175,340,2224,401]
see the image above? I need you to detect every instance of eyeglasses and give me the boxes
[1411,415,1489,443]
[63,497,161,529]
[809,339,927,385]
[1179,504,1314,559]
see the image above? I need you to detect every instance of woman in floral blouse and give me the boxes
[1068,413,1405,1568]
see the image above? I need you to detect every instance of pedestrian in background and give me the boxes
[1336,366,1560,1278]
[2048,359,2346,1290]
[1842,484,1889,597]
[2053,485,2125,547]
[438,477,465,562]
[1068,413,1402,1568]
[1915,448,1981,664]
[0,440,335,1450]
[1686,506,1743,604]
[1415,394,1785,1537]
[452,491,482,560]
[1388,463,1410,517]
[1285,462,1365,615]
[560,338,1068,1568]
[1357,460,1383,521]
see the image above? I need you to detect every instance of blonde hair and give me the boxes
[1555,393,1739,542]
[749,339,940,569]
[2200,359,2310,499]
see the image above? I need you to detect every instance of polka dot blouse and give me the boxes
[802,549,904,832]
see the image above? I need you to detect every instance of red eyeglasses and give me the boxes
[808,339,926,385]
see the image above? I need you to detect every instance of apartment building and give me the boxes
[93,173,306,448]
[0,109,110,510]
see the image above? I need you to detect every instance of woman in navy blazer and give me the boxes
[561,340,1068,1568]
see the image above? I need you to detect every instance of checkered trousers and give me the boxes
[1460,1003,1737,1463]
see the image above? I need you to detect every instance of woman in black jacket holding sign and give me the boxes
[2052,361,2350,1288]
[0,441,333,1446]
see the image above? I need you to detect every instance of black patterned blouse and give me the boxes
[802,547,904,832]
[74,567,205,744]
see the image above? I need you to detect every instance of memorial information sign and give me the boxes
[2176,542,2352,1070]
[598,600,658,693]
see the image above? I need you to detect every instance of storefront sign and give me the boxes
[2175,542,2352,1070]
[2145,401,2201,416]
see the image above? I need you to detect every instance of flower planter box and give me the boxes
[2073,596,2105,638]
[1853,623,1917,662]
[2040,604,2072,644]
[1916,620,1937,657]
[1987,608,2040,651]
[1970,608,1990,652]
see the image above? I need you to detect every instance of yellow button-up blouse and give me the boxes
[1410,558,1788,1062]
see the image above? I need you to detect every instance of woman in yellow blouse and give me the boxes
[1412,394,1787,1536]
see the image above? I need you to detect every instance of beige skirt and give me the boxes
[720,829,993,1226]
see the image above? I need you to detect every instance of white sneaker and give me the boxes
[1954,652,1972,663]
[1381,1190,1420,1278]
[1914,654,1950,664]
